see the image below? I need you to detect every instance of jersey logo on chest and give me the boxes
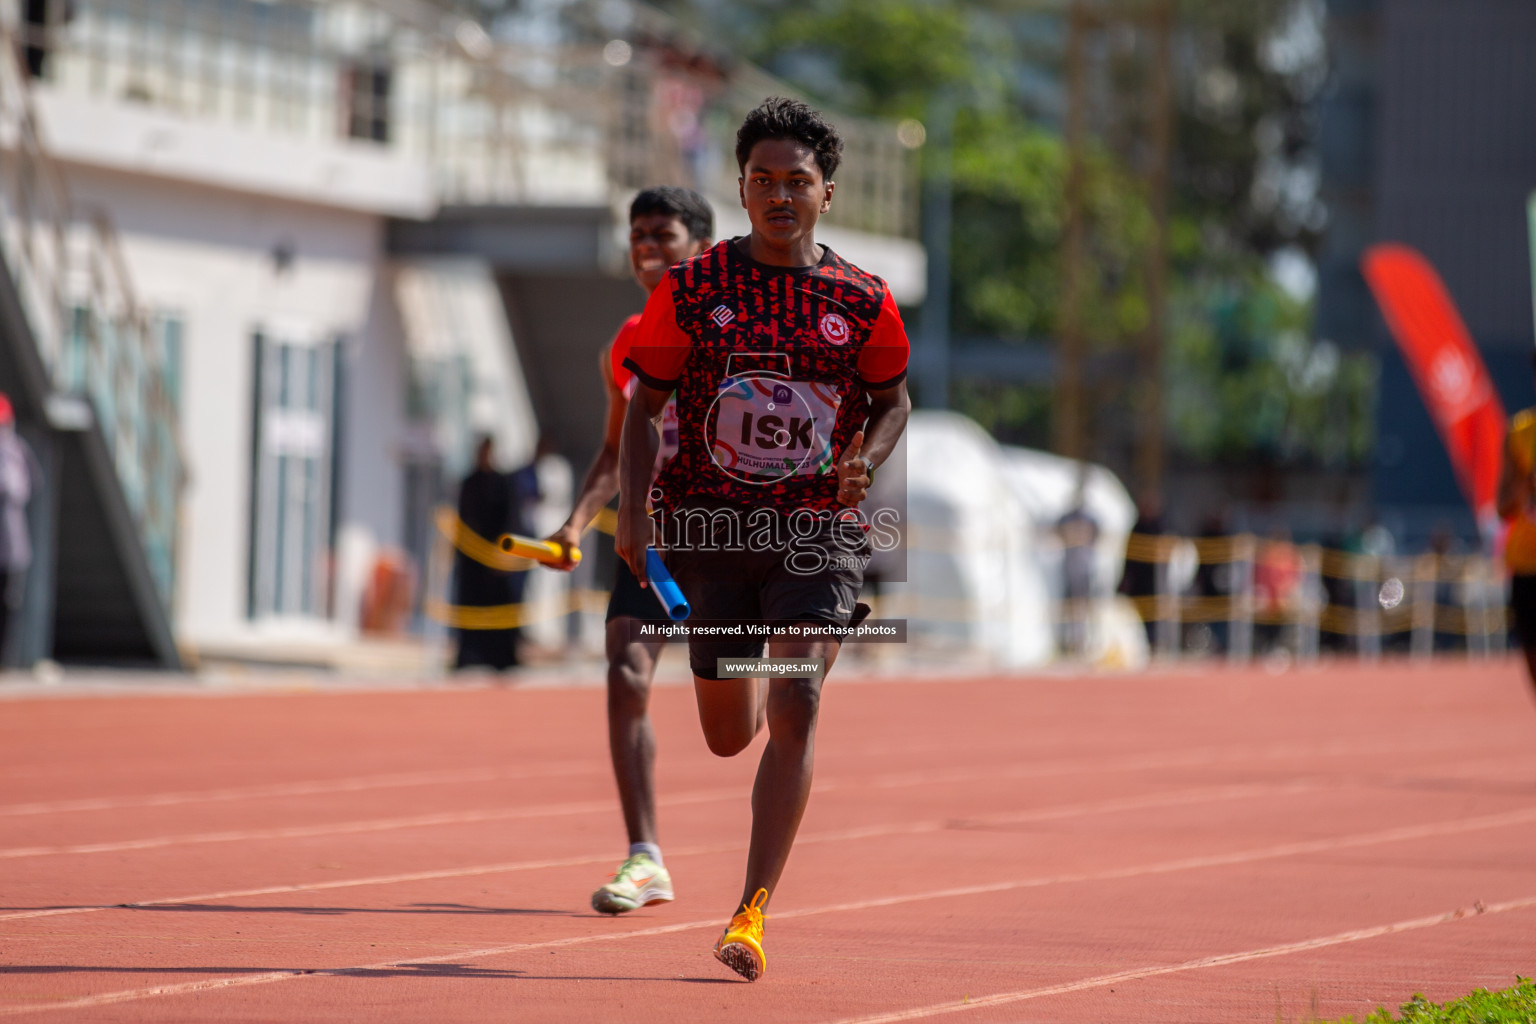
[819,313,850,345]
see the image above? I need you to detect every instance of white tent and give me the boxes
[878,411,1146,668]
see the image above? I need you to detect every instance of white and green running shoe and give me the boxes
[591,853,674,915]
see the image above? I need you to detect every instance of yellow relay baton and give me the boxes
[497,532,581,567]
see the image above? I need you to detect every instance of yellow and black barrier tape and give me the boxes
[436,508,535,572]
[430,505,619,629]
[1125,593,1509,636]
[1123,533,1505,584]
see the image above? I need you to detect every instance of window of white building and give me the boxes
[248,327,338,621]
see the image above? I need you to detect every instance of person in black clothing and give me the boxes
[452,436,533,670]
[1119,490,1164,647]
[0,394,35,659]
[1056,469,1099,658]
[1192,513,1230,654]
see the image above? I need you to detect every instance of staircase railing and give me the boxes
[0,11,183,609]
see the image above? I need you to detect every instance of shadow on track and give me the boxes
[0,964,741,983]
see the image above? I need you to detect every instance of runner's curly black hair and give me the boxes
[629,186,714,242]
[735,97,843,181]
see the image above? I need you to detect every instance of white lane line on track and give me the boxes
[858,735,1479,791]
[4,803,1536,1017]
[821,896,1536,1024]
[3,734,1509,860]
[0,731,1489,821]
[0,787,744,860]
[0,763,595,817]
[0,779,1324,922]
[0,758,1517,914]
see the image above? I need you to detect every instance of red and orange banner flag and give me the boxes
[1362,243,1506,530]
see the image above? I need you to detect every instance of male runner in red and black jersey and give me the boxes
[616,98,911,980]
[546,187,712,915]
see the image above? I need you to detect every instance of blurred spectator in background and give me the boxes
[1426,523,1463,653]
[1319,524,1352,653]
[452,436,530,671]
[508,439,546,543]
[1056,466,1098,658]
[1498,384,1536,690]
[1119,489,1164,646]
[1192,512,1230,654]
[1254,528,1300,653]
[0,394,35,659]
[1332,518,1395,654]
[1359,520,1396,560]
[503,437,546,651]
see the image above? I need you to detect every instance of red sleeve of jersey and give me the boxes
[857,289,910,389]
[608,314,643,394]
[621,275,692,390]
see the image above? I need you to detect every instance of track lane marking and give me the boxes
[0,787,744,860]
[857,735,1486,791]
[4,737,1518,860]
[0,763,595,817]
[0,779,1324,922]
[0,731,1490,820]
[1,758,1524,918]
[821,897,1536,1023]
[4,803,1536,1016]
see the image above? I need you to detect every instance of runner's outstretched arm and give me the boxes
[548,350,627,568]
[836,381,911,508]
[617,381,670,579]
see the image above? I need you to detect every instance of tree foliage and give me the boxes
[657,0,1372,467]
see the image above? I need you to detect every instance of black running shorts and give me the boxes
[606,556,671,624]
[665,516,870,680]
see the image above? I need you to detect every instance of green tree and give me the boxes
[659,0,1373,466]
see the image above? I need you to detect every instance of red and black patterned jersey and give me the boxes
[608,314,678,465]
[623,238,909,514]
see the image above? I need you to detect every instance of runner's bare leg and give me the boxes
[737,635,840,909]
[606,619,666,846]
[693,677,767,757]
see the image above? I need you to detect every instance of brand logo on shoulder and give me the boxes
[710,304,736,327]
[819,312,850,345]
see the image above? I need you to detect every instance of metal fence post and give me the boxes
[1351,554,1379,662]
[1490,558,1508,656]
[1297,543,1321,664]
[1229,534,1254,664]
[1409,553,1435,662]
[1475,557,1498,659]
[1462,557,1486,661]
[1154,539,1179,660]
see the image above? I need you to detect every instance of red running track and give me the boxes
[1,660,1535,1022]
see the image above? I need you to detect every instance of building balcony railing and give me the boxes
[21,0,919,237]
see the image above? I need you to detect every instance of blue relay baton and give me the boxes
[645,548,691,621]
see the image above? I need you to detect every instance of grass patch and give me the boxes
[1319,977,1536,1023]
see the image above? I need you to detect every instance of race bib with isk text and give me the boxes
[707,375,842,484]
